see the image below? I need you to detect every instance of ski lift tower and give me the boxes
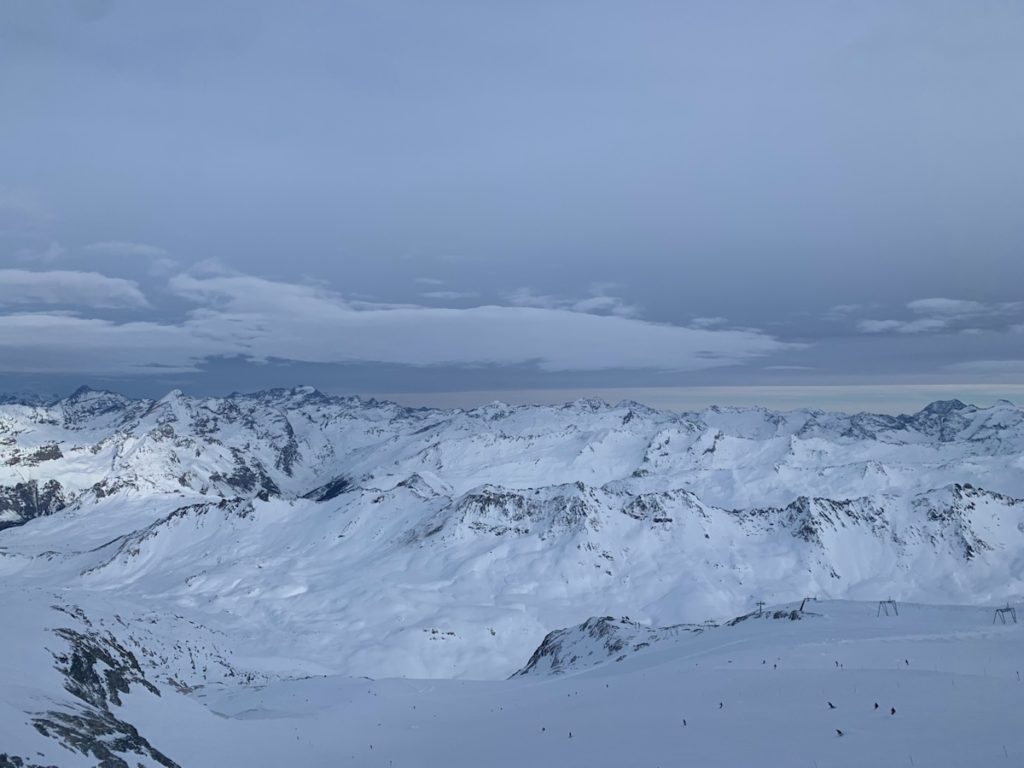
[993,604,1018,624]
[877,598,899,617]
[799,596,818,613]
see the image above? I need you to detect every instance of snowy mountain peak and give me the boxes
[918,399,970,415]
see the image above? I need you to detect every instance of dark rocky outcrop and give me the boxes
[4,443,63,466]
[0,755,59,768]
[31,625,179,767]
[512,615,702,677]
[0,479,66,531]
[303,475,352,502]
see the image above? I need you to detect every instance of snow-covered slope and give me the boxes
[3,388,1024,764]
[2,388,1024,676]
[2,596,1021,768]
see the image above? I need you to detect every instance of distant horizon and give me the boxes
[364,384,1024,415]
[3,381,1022,417]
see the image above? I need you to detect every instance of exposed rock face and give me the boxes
[0,479,66,530]
[32,626,179,768]
[513,616,705,677]
[515,604,822,677]
[303,475,351,501]
[0,755,59,768]
[447,483,607,538]
[4,443,62,466]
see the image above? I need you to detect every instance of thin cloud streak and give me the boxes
[84,241,170,259]
[855,297,1024,335]
[0,269,150,309]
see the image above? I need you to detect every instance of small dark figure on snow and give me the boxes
[568,731,573,739]
[874,703,879,710]
[905,659,909,666]
[683,719,687,726]
[719,702,724,709]
[828,702,836,709]
[890,707,896,715]
[836,729,844,737]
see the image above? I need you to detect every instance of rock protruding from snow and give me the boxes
[512,615,703,677]
[0,479,66,530]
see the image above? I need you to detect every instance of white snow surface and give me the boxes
[2,594,1022,768]
[2,388,1024,765]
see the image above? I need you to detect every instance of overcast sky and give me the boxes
[1,1,1023,412]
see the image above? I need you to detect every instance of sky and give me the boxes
[1,0,1023,413]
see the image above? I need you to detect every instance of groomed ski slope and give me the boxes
[2,598,1020,767]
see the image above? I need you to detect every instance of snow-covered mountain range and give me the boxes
[3,387,1024,677]
[2,387,1024,765]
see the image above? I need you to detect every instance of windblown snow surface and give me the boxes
[1,388,1023,766]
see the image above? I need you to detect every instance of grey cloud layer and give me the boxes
[2,2,1023,396]
[855,298,1023,335]
[0,270,791,375]
[0,263,1020,399]
[0,269,148,308]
